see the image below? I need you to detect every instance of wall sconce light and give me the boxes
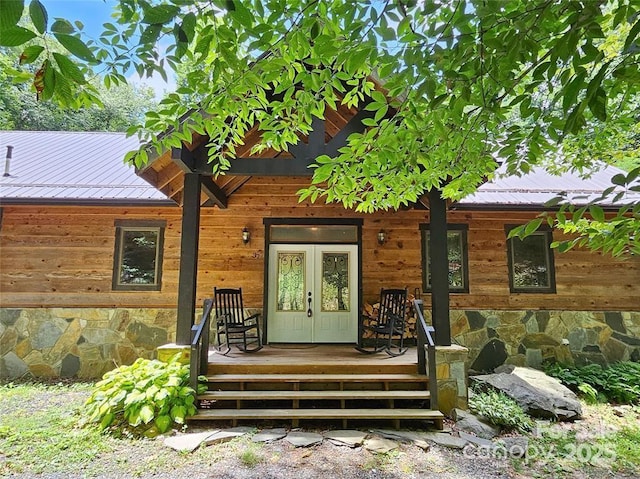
[377,229,386,245]
[242,227,250,244]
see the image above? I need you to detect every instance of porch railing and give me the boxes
[190,298,214,391]
[413,299,438,409]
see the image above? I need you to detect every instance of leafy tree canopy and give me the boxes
[1,0,639,255]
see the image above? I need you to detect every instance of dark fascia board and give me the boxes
[0,198,177,207]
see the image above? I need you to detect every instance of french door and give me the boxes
[267,244,358,343]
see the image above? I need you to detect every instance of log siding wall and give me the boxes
[1,176,639,311]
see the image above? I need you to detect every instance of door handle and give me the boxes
[307,291,312,317]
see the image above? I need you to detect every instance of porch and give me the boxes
[192,344,444,429]
[187,300,462,429]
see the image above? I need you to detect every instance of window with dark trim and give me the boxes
[506,226,556,293]
[421,224,469,293]
[112,220,165,291]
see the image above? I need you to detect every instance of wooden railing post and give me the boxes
[190,299,213,392]
[413,299,438,409]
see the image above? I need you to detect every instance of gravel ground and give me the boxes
[1,385,638,479]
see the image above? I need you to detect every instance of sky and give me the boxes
[43,0,176,98]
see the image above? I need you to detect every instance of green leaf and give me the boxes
[142,4,179,24]
[53,33,96,62]
[524,218,542,236]
[19,45,44,64]
[228,0,253,28]
[154,414,172,433]
[589,205,605,222]
[139,404,154,424]
[29,0,47,34]
[0,0,24,30]
[51,19,74,34]
[0,26,36,46]
[170,404,187,424]
[100,412,114,430]
[623,18,640,52]
[53,53,85,83]
[181,12,196,43]
[611,174,626,186]
[587,87,606,121]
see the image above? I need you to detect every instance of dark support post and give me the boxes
[428,189,451,346]
[176,173,202,344]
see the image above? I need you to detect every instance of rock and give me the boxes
[423,432,468,449]
[285,431,323,447]
[472,366,582,421]
[324,430,367,447]
[500,436,529,457]
[252,428,287,443]
[470,339,507,373]
[364,437,398,453]
[204,429,247,445]
[612,405,633,417]
[451,408,500,439]
[457,431,494,448]
[0,351,29,378]
[164,431,219,452]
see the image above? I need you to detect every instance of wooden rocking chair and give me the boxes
[214,287,262,354]
[356,288,408,357]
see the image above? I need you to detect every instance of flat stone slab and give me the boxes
[423,432,468,449]
[458,431,494,448]
[164,430,220,452]
[371,429,433,450]
[285,431,323,447]
[204,429,248,445]
[252,428,288,443]
[364,437,398,454]
[324,430,367,447]
[452,409,500,439]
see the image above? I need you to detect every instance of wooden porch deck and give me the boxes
[206,344,420,375]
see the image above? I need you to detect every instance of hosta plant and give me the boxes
[82,354,205,437]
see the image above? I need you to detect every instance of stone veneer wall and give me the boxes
[0,308,176,379]
[422,310,640,373]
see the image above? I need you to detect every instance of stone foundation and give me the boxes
[0,308,177,379]
[422,310,640,372]
[434,344,469,415]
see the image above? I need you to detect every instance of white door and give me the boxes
[268,244,358,343]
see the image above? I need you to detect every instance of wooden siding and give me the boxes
[1,176,638,311]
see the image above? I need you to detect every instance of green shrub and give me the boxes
[469,389,534,432]
[545,361,640,404]
[82,355,204,437]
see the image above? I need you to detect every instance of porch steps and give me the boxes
[194,371,444,429]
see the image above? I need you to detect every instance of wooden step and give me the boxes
[198,390,430,401]
[191,408,444,422]
[204,373,429,384]
[207,363,417,375]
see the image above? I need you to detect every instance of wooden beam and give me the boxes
[176,173,201,344]
[201,176,228,209]
[324,108,375,158]
[174,147,228,207]
[428,188,451,346]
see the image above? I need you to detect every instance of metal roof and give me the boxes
[0,131,170,203]
[457,164,640,208]
[0,130,636,208]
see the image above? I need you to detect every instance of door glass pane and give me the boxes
[321,253,350,311]
[276,252,305,311]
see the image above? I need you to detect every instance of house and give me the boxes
[1,127,638,383]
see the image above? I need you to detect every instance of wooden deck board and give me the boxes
[205,373,428,383]
[191,408,444,420]
[199,390,430,400]
[207,345,420,375]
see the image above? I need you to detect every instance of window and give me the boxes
[112,220,165,291]
[506,226,556,293]
[421,224,469,293]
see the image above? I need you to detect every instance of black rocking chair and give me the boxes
[356,288,408,357]
[214,287,263,354]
